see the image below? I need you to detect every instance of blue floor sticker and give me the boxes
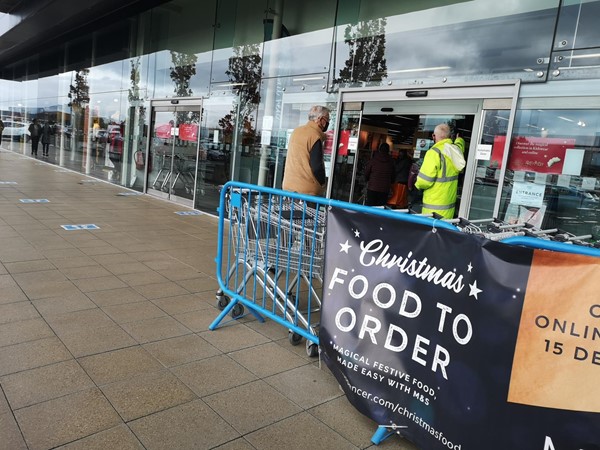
[61,224,100,230]
[175,211,202,216]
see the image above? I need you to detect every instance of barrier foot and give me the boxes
[248,305,265,322]
[209,299,266,331]
[370,425,395,445]
[209,298,238,330]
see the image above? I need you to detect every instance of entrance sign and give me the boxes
[475,144,491,160]
[510,181,545,207]
[321,207,600,449]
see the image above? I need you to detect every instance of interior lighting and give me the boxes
[387,66,451,74]
[217,82,246,87]
[292,76,324,82]
[569,53,600,60]
[558,65,600,70]
[557,116,575,122]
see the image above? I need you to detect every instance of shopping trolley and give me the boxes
[453,216,600,249]
[212,185,325,356]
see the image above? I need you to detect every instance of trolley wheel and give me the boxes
[231,303,245,318]
[288,331,303,346]
[306,340,319,357]
[217,295,230,310]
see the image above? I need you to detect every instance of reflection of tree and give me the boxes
[218,44,261,145]
[67,69,90,148]
[335,19,387,85]
[68,69,90,110]
[170,51,199,124]
[129,57,146,124]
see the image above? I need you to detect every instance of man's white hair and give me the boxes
[434,123,451,139]
[308,105,330,121]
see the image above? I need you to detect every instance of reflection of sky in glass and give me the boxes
[262,29,334,78]
[333,1,558,82]
[514,109,600,145]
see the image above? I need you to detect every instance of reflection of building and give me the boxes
[1,1,600,239]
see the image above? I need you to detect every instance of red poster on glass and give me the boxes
[323,129,335,155]
[336,130,351,156]
[155,123,172,139]
[179,124,199,142]
[507,136,576,174]
[490,135,506,169]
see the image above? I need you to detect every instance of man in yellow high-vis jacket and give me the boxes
[414,123,466,219]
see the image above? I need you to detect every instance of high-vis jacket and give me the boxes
[414,137,465,219]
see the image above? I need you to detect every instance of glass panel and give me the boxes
[196,97,236,211]
[330,110,361,202]
[261,0,337,79]
[333,0,560,87]
[468,109,511,220]
[66,69,91,174]
[554,0,600,51]
[254,82,337,191]
[549,48,600,80]
[148,109,176,195]
[148,107,200,203]
[212,0,265,83]
[145,0,216,98]
[498,108,600,239]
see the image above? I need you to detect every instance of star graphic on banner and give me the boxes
[340,240,351,253]
[469,280,482,300]
[354,229,360,238]
[467,262,473,273]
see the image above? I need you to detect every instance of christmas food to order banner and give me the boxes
[320,208,600,450]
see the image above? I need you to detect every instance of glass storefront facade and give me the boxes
[1,0,600,240]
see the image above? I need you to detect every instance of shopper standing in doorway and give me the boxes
[364,142,394,206]
[387,148,412,209]
[414,123,465,219]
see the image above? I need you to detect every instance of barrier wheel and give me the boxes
[288,331,303,346]
[217,295,230,310]
[306,340,319,357]
[231,303,244,318]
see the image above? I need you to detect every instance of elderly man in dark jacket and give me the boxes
[364,142,394,206]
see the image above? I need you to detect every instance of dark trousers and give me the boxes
[31,137,40,155]
[366,189,389,207]
[42,143,50,156]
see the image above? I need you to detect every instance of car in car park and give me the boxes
[2,120,30,141]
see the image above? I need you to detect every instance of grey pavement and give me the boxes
[0,149,417,450]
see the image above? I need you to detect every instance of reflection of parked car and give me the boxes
[96,130,108,144]
[2,120,30,141]
[207,148,226,160]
